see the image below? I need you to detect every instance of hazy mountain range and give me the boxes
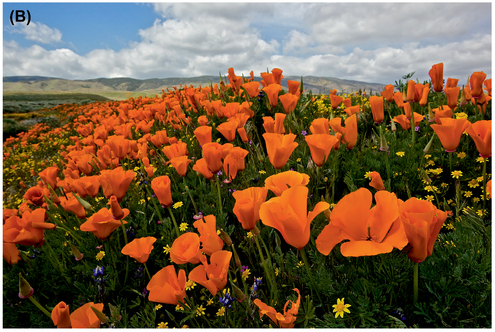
[3,75,386,96]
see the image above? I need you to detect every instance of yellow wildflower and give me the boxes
[173,201,184,209]
[451,170,463,179]
[332,298,351,318]
[157,322,168,329]
[96,251,105,261]
[396,151,405,157]
[179,222,188,232]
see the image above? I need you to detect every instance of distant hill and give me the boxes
[3,75,386,96]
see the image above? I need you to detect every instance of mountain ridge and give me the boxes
[3,75,386,95]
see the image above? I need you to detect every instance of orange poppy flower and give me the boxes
[470,71,487,98]
[254,288,300,328]
[170,232,202,265]
[259,186,329,249]
[99,167,136,201]
[188,250,232,296]
[242,81,261,98]
[193,215,224,256]
[369,171,385,191]
[3,242,21,265]
[69,176,101,198]
[147,265,187,305]
[51,301,72,328]
[487,180,492,199]
[432,106,453,123]
[106,135,130,160]
[484,78,491,96]
[80,207,129,240]
[4,209,54,246]
[169,156,192,177]
[287,80,300,95]
[343,98,352,108]
[305,134,339,167]
[202,142,223,174]
[194,126,212,147]
[343,114,358,149]
[430,118,471,152]
[380,84,394,102]
[393,112,423,130]
[262,133,298,169]
[262,84,282,108]
[23,186,45,206]
[446,78,459,88]
[398,197,447,263]
[162,141,189,160]
[369,96,384,123]
[221,143,234,160]
[192,158,214,180]
[264,170,310,197]
[151,175,173,207]
[393,91,405,108]
[279,93,299,114]
[59,192,87,219]
[444,87,461,109]
[429,63,444,92]
[309,118,330,135]
[315,188,407,257]
[330,94,343,109]
[232,187,269,231]
[419,83,430,106]
[121,236,157,263]
[70,302,104,328]
[39,166,59,190]
[406,80,416,102]
[198,115,209,126]
[217,120,239,142]
[344,105,360,117]
[271,68,283,85]
[237,127,249,143]
[466,120,491,158]
[263,113,286,134]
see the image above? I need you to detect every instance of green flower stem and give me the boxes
[119,218,130,285]
[449,152,453,174]
[145,186,164,222]
[482,157,487,213]
[300,246,323,305]
[28,296,51,318]
[383,151,391,191]
[103,240,120,286]
[215,178,223,218]
[258,235,278,296]
[413,262,419,305]
[144,262,152,281]
[184,179,199,216]
[167,206,181,239]
[410,107,416,146]
[254,235,277,303]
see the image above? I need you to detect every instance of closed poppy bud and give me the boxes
[237,127,249,143]
[230,280,246,303]
[109,195,124,220]
[151,176,173,207]
[379,126,389,152]
[90,306,108,324]
[429,63,444,92]
[390,116,397,131]
[69,242,84,261]
[51,301,72,328]
[121,237,157,264]
[423,133,436,154]
[370,96,384,123]
[19,273,34,299]
[218,229,232,246]
[72,193,92,210]
[369,171,385,191]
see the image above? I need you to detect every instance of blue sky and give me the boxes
[3,2,492,84]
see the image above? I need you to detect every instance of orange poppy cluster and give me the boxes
[1,63,491,328]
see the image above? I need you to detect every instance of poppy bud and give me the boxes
[459,85,468,105]
[72,193,92,210]
[109,196,124,220]
[69,242,84,261]
[18,273,34,299]
[423,133,436,154]
[218,229,232,246]
[229,280,246,303]
[90,305,108,324]
[379,127,389,152]
[321,196,331,223]
[389,116,397,132]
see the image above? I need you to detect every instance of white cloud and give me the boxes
[2,3,491,84]
[10,21,62,45]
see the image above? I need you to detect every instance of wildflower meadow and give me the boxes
[2,64,492,328]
